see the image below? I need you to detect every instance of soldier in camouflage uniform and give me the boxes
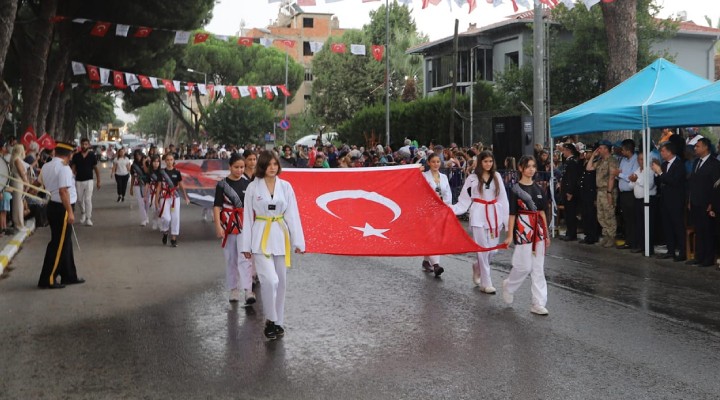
[586,141,619,248]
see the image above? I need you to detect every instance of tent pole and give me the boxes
[549,135,556,238]
[643,126,650,257]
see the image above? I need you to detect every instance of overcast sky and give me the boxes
[205,0,720,41]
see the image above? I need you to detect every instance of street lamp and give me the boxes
[186,68,207,85]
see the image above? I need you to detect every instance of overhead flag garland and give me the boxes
[69,61,292,100]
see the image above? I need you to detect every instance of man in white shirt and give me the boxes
[38,142,85,289]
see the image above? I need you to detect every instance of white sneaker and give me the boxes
[152,221,158,230]
[530,305,549,315]
[79,216,86,224]
[471,262,481,286]
[229,288,241,303]
[140,219,148,227]
[84,219,93,227]
[479,286,496,294]
[245,290,256,305]
[502,280,513,304]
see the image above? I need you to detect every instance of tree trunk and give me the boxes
[0,0,18,79]
[19,0,57,132]
[602,0,638,142]
[37,23,71,134]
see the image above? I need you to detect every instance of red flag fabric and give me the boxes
[277,84,291,97]
[87,65,100,81]
[238,37,254,47]
[57,82,65,92]
[49,16,66,23]
[138,75,153,89]
[279,39,296,48]
[174,162,490,256]
[538,0,556,7]
[37,133,56,150]
[90,21,111,37]
[162,79,176,92]
[21,126,37,150]
[297,0,317,5]
[264,86,274,100]
[331,43,346,54]
[194,33,210,44]
[133,27,152,38]
[422,0,442,9]
[248,86,258,99]
[509,0,518,12]
[371,45,384,61]
[112,71,127,89]
[229,86,240,99]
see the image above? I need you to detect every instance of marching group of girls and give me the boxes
[128,148,548,341]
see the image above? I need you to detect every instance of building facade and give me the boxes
[247,3,346,116]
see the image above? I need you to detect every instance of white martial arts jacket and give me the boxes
[423,171,452,205]
[452,172,509,232]
[241,177,305,256]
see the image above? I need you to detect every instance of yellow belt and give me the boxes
[255,215,291,267]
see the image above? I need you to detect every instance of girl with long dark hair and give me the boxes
[129,149,149,226]
[421,153,452,277]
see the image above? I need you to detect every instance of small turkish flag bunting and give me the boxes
[174,31,191,44]
[421,0,442,9]
[469,0,479,12]
[116,24,130,37]
[371,45,384,61]
[133,27,152,38]
[113,71,127,89]
[187,82,195,96]
[229,86,240,99]
[71,61,86,75]
[138,75,153,89]
[297,0,317,5]
[207,84,215,99]
[248,86,258,99]
[194,33,210,44]
[90,21,112,37]
[87,65,100,81]
[162,79,176,92]
[280,39,296,48]
[238,37,254,47]
[264,86,274,100]
[331,43,346,54]
[277,84,291,97]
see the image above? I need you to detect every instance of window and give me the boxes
[304,94,311,101]
[505,51,519,69]
[303,18,314,28]
[303,41,312,56]
[304,68,313,81]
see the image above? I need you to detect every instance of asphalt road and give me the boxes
[1,167,719,399]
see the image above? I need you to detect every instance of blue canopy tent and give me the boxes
[548,58,711,256]
[648,80,720,127]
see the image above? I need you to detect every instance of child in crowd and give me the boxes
[421,153,452,277]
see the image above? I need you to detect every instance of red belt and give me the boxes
[518,209,546,252]
[220,207,243,248]
[158,188,177,217]
[473,198,499,238]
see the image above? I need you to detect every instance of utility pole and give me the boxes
[385,0,391,148]
[532,2,546,150]
[449,19,459,146]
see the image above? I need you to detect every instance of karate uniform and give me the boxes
[214,176,253,292]
[158,168,182,236]
[452,172,509,289]
[131,163,148,225]
[241,177,305,326]
[147,171,160,230]
[422,171,452,265]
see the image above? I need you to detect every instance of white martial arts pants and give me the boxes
[149,196,159,229]
[505,242,547,307]
[224,234,253,291]
[76,180,94,221]
[134,188,148,224]
[473,227,500,288]
[423,255,440,265]
[159,196,180,235]
[254,254,287,326]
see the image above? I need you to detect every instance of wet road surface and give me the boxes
[1,173,720,399]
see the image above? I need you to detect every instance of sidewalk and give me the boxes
[0,219,36,277]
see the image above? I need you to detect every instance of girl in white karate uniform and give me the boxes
[452,150,509,293]
[502,155,550,316]
[155,154,190,247]
[242,151,305,340]
[421,153,452,277]
[146,155,161,230]
[129,150,149,226]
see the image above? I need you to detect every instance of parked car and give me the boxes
[295,134,332,148]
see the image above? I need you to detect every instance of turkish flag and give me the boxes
[138,75,153,89]
[207,84,216,99]
[187,82,195,97]
[331,43,346,54]
[371,45,384,61]
[90,21,112,37]
[421,0,442,9]
[86,65,100,81]
[238,37,254,47]
[112,71,127,89]
[264,86,274,100]
[538,0,557,7]
[162,79,177,92]
[469,0,479,13]
[134,26,152,38]
[37,133,56,150]
[277,84,291,97]
[21,126,37,150]
[279,39,295,48]
[194,33,210,44]
[229,86,240,99]
[248,86,258,99]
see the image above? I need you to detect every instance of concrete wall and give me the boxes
[653,35,717,80]
[492,36,522,73]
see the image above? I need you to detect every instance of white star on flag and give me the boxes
[174,31,190,45]
[350,44,366,56]
[71,61,86,75]
[351,223,390,239]
[116,24,130,37]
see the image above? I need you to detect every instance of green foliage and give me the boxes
[71,89,116,132]
[492,64,534,113]
[131,100,171,140]
[365,1,418,45]
[338,91,468,146]
[472,80,504,112]
[203,98,275,145]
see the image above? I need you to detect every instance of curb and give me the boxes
[0,219,36,275]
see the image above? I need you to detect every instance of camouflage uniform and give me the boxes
[595,156,619,246]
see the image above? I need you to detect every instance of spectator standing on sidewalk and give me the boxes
[71,138,101,226]
[559,143,581,241]
[616,140,639,250]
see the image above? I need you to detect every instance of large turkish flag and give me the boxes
[177,161,488,256]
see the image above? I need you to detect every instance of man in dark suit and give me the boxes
[687,138,720,267]
[560,143,581,241]
[651,142,687,261]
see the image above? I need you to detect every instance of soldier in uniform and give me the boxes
[586,140,619,248]
[578,147,599,244]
